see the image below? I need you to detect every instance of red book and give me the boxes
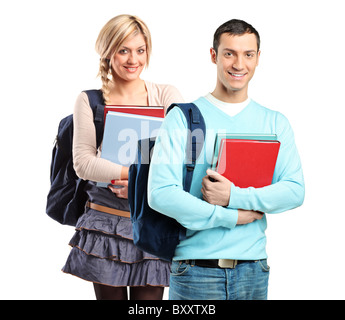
[215,138,280,188]
[104,105,164,123]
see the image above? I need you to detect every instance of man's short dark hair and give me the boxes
[213,19,260,54]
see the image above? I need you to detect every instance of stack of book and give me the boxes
[97,105,164,188]
[211,133,281,188]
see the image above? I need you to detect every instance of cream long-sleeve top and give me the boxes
[72,81,184,184]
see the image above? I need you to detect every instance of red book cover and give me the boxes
[104,105,164,123]
[216,139,280,188]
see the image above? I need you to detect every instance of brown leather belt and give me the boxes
[86,202,131,218]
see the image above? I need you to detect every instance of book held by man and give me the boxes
[211,133,280,188]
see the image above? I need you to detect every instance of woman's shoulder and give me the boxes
[75,91,90,107]
[145,80,179,94]
[145,80,184,108]
[73,91,94,118]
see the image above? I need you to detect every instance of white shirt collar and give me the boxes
[204,93,251,117]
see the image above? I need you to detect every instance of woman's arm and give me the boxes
[72,92,123,183]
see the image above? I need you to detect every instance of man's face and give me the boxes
[211,33,260,100]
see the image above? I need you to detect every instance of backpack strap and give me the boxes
[84,90,105,148]
[167,103,206,192]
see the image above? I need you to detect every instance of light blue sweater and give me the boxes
[148,97,305,260]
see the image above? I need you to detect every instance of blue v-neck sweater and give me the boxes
[148,97,305,260]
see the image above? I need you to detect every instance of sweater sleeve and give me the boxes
[148,108,238,230]
[228,112,305,213]
[72,92,123,182]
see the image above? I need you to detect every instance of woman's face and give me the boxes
[110,33,147,82]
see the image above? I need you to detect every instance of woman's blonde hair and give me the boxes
[95,14,152,103]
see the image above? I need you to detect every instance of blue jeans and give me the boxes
[169,259,270,300]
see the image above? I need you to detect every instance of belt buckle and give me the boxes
[218,259,237,268]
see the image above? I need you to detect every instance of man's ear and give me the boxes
[256,50,261,66]
[210,48,217,64]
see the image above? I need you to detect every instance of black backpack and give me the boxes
[46,90,105,226]
[128,103,206,261]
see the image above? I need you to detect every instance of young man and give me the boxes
[148,19,305,300]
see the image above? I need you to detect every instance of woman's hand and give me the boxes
[108,180,128,199]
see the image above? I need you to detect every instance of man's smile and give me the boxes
[228,71,247,79]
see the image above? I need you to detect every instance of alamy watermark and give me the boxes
[108,123,227,166]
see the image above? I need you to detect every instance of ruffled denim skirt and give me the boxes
[62,182,170,287]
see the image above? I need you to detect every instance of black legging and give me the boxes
[93,283,164,300]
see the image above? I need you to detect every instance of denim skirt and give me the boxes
[62,182,170,287]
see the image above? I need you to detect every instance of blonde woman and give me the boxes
[62,14,183,300]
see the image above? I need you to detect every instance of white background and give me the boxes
[1,0,344,300]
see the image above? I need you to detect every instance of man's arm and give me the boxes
[148,108,239,231]
[201,113,305,214]
[201,169,264,223]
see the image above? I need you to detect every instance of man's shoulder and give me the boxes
[250,100,288,120]
[191,96,217,114]
[250,99,275,112]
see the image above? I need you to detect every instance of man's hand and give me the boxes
[201,169,231,206]
[108,180,128,199]
[237,209,264,225]
[201,169,264,225]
